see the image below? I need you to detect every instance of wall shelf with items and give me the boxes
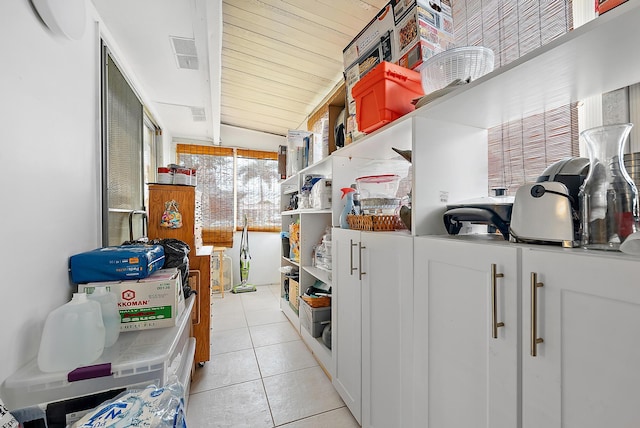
[299,3,640,426]
[280,155,334,376]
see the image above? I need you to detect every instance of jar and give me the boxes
[157,167,173,184]
[579,123,639,250]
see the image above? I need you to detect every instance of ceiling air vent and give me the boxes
[190,107,206,122]
[170,36,199,70]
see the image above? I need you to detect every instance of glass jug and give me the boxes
[579,123,639,250]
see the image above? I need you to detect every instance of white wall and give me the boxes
[0,2,101,383]
[0,1,284,386]
[225,232,281,287]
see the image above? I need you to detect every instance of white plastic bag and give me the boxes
[71,379,187,428]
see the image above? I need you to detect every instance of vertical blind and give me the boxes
[105,51,144,245]
[452,0,578,193]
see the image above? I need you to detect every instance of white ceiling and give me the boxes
[91,0,389,144]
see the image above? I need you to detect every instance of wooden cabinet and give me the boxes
[521,248,640,428]
[413,237,519,428]
[333,228,413,428]
[148,184,210,364]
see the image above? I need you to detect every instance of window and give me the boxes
[101,45,159,245]
[176,144,279,248]
[236,149,280,232]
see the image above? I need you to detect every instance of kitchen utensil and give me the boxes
[443,194,514,239]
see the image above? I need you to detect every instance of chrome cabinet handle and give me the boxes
[358,242,366,280]
[350,239,357,276]
[530,272,544,357]
[491,264,505,339]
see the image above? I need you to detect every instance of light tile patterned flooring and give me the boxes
[186,284,360,427]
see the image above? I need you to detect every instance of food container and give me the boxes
[360,197,401,215]
[173,168,191,185]
[355,174,401,198]
[157,167,173,184]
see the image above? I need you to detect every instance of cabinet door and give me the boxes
[361,232,413,428]
[332,227,363,424]
[413,238,520,428]
[522,249,640,428]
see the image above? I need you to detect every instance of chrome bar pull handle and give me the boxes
[358,242,367,280]
[530,272,544,357]
[491,264,505,339]
[350,239,358,275]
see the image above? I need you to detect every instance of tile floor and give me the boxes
[186,284,360,427]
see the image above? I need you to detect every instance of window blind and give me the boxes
[176,144,235,248]
[105,52,144,245]
[452,0,578,192]
[236,149,280,233]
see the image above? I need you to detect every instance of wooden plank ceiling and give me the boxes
[220,0,389,136]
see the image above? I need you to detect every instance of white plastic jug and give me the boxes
[88,286,121,347]
[37,293,106,373]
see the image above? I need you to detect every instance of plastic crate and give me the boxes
[299,298,331,338]
[1,296,195,413]
[352,61,423,134]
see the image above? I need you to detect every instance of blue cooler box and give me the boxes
[69,245,165,283]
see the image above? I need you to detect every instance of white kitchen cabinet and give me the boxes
[521,248,640,428]
[333,227,413,427]
[413,236,520,428]
[333,228,362,422]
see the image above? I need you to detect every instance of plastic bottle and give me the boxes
[88,286,121,347]
[340,187,356,228]
[37,293,106,373]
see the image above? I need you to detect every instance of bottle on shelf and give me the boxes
[340,187,356,228]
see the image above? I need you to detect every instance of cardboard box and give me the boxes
[79,268,185,332]
[393,0,455,71]
[343,3,397,72]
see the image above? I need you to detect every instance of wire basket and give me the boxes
[420,46,495,94]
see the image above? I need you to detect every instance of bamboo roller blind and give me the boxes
[452,0,579,193]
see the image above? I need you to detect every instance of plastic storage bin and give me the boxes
[1,296,196,420]
[299,298,331,338]
[351,61,424,134]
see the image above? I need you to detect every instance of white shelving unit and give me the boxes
[280,158,334,376]
[281,3,640,422]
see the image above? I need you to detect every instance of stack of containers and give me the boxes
[156,165,198,186]
[343,0,455,135]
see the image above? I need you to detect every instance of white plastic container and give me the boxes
[87,286,121,347]
[37,293,105,373]
[355,174,401,198]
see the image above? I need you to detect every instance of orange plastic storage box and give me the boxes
[351,61,424,134]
